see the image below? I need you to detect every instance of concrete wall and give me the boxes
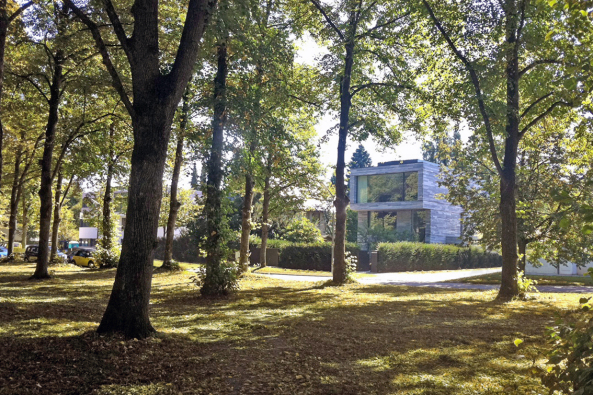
[427,210,462,244]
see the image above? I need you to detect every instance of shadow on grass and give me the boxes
[0,263,571,394]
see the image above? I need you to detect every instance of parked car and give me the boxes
[0,246,8,258]
[67,247,94,263]
[72,249,97,268]
[24,245,39,262]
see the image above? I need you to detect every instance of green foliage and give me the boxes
[376,242,502,272]
[280,217,323,244]
[95,245,121,268]
[540,286,593,394]
[516,271,539,298]
[194,261,240,296]
[279,242,360,271]
[346,209,358,243]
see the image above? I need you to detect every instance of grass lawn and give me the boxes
[455,272,593,286]
[0,261,582,394]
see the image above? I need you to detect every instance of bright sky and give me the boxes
[295,34,424,174]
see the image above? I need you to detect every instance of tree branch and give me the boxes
[519,100,572,137]
[519,59,560,78]
[520,91,554,119]
[422,0,503,176]
[288,94,321,108]
[63,0,135,118]
[355,12,410,39]
[309,0,344,41]
[166,0,217,102]
[8,1,33,23]
[102,0,133,61]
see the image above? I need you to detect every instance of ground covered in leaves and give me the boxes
[456,271,593,286]
[0,261,582,394]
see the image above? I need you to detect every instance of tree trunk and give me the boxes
[0,15,7,190]
[101,125,115,250]
[239,172,255,272]
[259,175,271,268]
[201,42,228,296]
[333,39,355,284]
[497,0,520,300]
[22,191,28,247]
[163,94,188,269]
[32,52,63,280]
[50,170,64,262]
[97,107,171,338]
[7,146,22,255]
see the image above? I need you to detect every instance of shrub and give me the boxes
[376,242,502,272]
[539,268,593,394]
[279,241,360,271]
[95,245,121,268]
[193,261,240,296]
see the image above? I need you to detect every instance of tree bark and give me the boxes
[162,94,189,269]
[50,170,64,262]
[333,38,355,284]
[7,144,22,255]
[32,52,63,280]
[0,15,6,194]
[201,42,228,296]
[259,175,271,268]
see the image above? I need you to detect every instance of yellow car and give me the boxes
[72,249,97,268]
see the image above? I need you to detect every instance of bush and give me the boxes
[193,261,240,296]
[279,241,360,271]
[376,242,502,272]
[154,231,203,264]
[539,268,593,394]
[95,245,121,268]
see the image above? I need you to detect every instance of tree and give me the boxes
[0,0,33,188]
[422,127,461,166]
[65,0,218,338]
[306,0,416,283]
[419,0,584,299]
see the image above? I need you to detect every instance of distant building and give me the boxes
[349,159,462,250]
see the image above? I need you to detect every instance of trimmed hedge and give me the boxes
[376,242,502,272]
[278,242,361,271]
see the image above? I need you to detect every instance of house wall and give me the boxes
[350,161,462,247]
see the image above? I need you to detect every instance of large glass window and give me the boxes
[357,172,418,203]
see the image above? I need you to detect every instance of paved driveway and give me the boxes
[257,267,593,294]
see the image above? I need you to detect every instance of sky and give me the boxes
[295,34,425,174]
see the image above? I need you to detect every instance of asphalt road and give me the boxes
[257,267,593,294]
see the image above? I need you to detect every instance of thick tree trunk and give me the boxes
[259,175,271,268]
[22,191,28,247]
[163,95,188,269]
[202,42,228,296]
[497,0,520,300]
[32,53,63,280]
[97,107,171,338]
[333,40,355,284]
[7,147,22,255]
[50,171,64,262]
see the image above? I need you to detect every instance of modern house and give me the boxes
[349,159,462,250]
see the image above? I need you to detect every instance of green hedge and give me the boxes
[278,242,361,271]
[376,242,502,272]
